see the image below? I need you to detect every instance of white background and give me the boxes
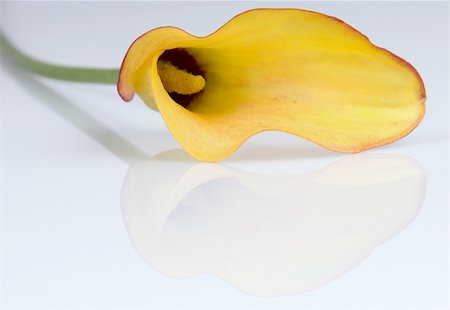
[0,1,448,309]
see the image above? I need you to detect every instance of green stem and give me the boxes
[0,31,119,84]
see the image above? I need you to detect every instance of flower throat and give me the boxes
[157,49,205,108]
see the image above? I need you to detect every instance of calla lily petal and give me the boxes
[118,9,425,161]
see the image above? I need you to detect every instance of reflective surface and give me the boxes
[123,152,426,296]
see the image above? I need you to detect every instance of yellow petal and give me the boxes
[118,8,425,161]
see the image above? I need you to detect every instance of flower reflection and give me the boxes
[121,153,426,296]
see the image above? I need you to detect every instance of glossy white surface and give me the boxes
[123,153,426,297]
[0,2,448,309]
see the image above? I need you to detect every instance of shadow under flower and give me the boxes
[2,55,149,162]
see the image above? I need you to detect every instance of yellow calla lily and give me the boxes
[118,8,425,161]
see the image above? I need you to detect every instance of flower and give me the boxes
[118,8,425,161]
